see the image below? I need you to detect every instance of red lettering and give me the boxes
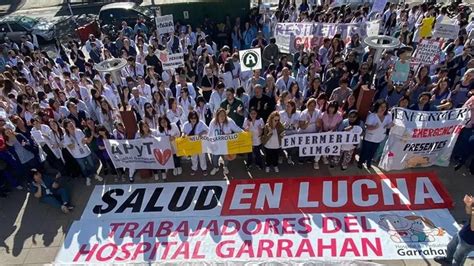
[161,242,178,260]
[120,222,139,238]
[361,216,376,232]
[340,238,361,256]
[276,239,293,257]
[263,218,280,234]
[192,241,205,259]
[108,223,125,238]
[222,219,240,235]
[73,244,98,262]
[116,242,134,261]
[236,240,255,258]
[216,240,235,258]
[201,220,219,236]
[322,217,341,233]
[136,222,154,238]
[131,242,151,260]
[257,240,274,258]
[147,242,161,260]
[361,237,383,256]
[317,238,337,257]
[190,220,204,236]
[96,243,118,262]
[297,217,312,233]
[156,221,173,237]
[282,218,296,234]
[295,239,315,257]
[242,219,262,235]
[171,221,189,237]
[344,217,359,233]
[170,242,189,260]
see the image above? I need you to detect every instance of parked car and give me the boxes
[0,15,56,43]
[98,2,155,29]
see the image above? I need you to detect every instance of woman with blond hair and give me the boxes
[261,111,285,173]
[208,108,243,176]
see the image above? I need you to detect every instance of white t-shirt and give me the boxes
[298,109,320,133]
[279,110,300,135]
[182,121,209,136]
[63,129,91,158]
[243,118,264,146]
[264,128,280,149]
[364,113,392,143]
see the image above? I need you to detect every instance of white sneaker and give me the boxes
[278,157,283,164]
[274,166,279,173]
[16,185,23,190]
[86,177,91,186]
[210,168,219,176]
[287,157,294,165]
[322,157,329,165]
[265,167,270,173]
[95,175,103,182]
[154,173,159,181]
[177,167,182,175]
[313,162,319,170]
[162,172,167,180]
[172,168,178,176]
[223,167,229,175]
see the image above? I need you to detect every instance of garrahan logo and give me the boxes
[378,214,445,243]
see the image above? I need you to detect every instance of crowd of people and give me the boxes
[0,0,473,217]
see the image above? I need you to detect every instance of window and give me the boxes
[8,23,26,32]
[18,17,37,30]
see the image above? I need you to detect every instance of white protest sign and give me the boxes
[275,34,293,54]
[104,137,175,170]
[158,51,184,70]
[155,14,174,35]
[239,48,262,71]
[434,22,460,40]
[282,130,362,156]
[413,40,441,65]
[366,20,380,36]
[259,3,270,14]
[371,0,388,14]
[379,108,471,171]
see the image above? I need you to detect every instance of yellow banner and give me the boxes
[227,131,253,154]
[175,136,202,157]
[420,17,435,38]
[176,132,253,156]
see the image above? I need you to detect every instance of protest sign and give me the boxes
[419,17,435,38]
[379,108,471,171]
[391,60,410,83]
[57,172,461,264]
[275,22,365,50]
[158,51,184,70]
[434,22,460,40]
[282,129,362,156]
[104,137,175,170]
[366,20,380,36]
[239,48,262,71]
[412,40,441,65]
[155,15,174,35]
[275,34,292,54]
[176,132,252,156]
[371,0,388,14]
[259,3,270,14]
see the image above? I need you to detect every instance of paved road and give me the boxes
[0,156,473,265]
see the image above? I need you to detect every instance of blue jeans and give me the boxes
[211,155,227,168]
[40,188,70,209]
[446,233,474,266]
[75,155,96,178]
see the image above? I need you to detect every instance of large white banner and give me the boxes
[56,172,466,264]
[104,137,175,170]
[379,108,470,171]
[282,129,362,156]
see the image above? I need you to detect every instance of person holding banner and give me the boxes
[62,119,102,186]
[135,120,161,181]
[298,98,321,167]
[157,116,181,178]
[279,99,300,165]
[358,99,394,169]
[261,111,285,173]
[182,111,209,176]
[335,110,363,170]
[243,107,264,170]
[317,101,343,168]
[208,108,243,176]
